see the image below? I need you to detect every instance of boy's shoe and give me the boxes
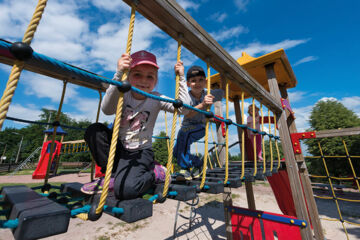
[154,164,167,183]
[176,169,192,181]
[191,167,202,179]
[81,177,114,195]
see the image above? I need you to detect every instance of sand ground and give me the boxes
[0,173,359,240]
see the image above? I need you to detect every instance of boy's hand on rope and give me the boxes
[174,60,184,77]
[117,53,132,73]
[201,94,214,109]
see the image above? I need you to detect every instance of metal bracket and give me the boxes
[290,131,316,154]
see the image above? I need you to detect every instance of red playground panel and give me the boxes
[32,140,62,179]
[229,206,306,240]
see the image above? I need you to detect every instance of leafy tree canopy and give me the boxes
[304,100,360,178]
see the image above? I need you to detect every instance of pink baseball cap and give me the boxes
[130,50,159,69]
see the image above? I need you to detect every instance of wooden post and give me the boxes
[214,99,233,240]
[234,97,256,210]
[266,63,313,240]
[279,85,324,240]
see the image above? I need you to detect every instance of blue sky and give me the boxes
[1,0,360,152]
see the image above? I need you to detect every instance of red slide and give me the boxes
[32,140,62,179]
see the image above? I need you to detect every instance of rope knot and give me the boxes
[10,42,33,61]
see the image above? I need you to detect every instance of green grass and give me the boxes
[0,167,91,176]
[0,182,64,190]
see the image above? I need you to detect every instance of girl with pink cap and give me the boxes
[81,50,190,200]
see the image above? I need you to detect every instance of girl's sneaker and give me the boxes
[154,163,167,183]
[81,177,114,194]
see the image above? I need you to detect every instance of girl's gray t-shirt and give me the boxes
[101,72,190,151]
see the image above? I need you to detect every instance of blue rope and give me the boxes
[103,205,124,215]
[0,40,280,140]
[70,205,91,217]
[148,191,178,202]
[148,194,158,202]
[5,116,87,131]
[0,219,18,229]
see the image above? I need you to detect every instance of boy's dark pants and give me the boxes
[173,124,205,169]
[84,123,155,200]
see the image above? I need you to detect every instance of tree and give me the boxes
[152,131,169,167]
[304,100,360,178]
[0,108,94,165]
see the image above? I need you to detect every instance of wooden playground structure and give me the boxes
[0,1,359,239]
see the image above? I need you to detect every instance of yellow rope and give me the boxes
[164,112,172,173]
[252,98,257,177]
[162,37,182,197]
[199,61,211,189]
[0,0,48,130]
[268,109,274,172]
[195,142,199,157]
[310,175,327,178]
[260,104,266,174]
[224,78,229,184]
[210,124,221,167]
[240,92,245,180]
[208,154,213,170]
[314,196,333,200]
[321,217,360,227]
[342,139,360,191]
[305,155,360,158]
[318,142,349,238]
[96,5,136,214]
[44,81,67,185]
[76,213,88,221]
[337,197,360,202]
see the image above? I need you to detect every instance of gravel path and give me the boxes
[1,174,359,239]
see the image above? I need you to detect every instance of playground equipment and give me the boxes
[1,1,357,240]
[32,140,62,179]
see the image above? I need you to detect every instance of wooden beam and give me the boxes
[122,0,283,114]
[315,127,360,138]
[266,64,313,240]
[279,85,324,240]
[233,98,256,210]
[0,50,107,92]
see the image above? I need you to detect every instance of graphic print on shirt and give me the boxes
[121,105,150,149]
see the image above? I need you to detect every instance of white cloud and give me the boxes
[210,25,249,42]
[7,103,43,124]
[177,0,201,10]
[339,96,360,110]
[209,12,228,23]
[318,97,337,102]
[0,0,37,41]
[22,73,80,103]
[293,105,313,132]
[90,0,128,13]
[229,38,311,59]
[318,96,360,117]
[234,0,251,12]
[288,91,306,103]
[293,56,318,66]
[90,18,163,72]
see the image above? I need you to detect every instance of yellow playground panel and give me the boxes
[211,49,297,99]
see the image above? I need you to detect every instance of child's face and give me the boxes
[129,64,158,94]
[187,76,206,95]
[248,105,259,116]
